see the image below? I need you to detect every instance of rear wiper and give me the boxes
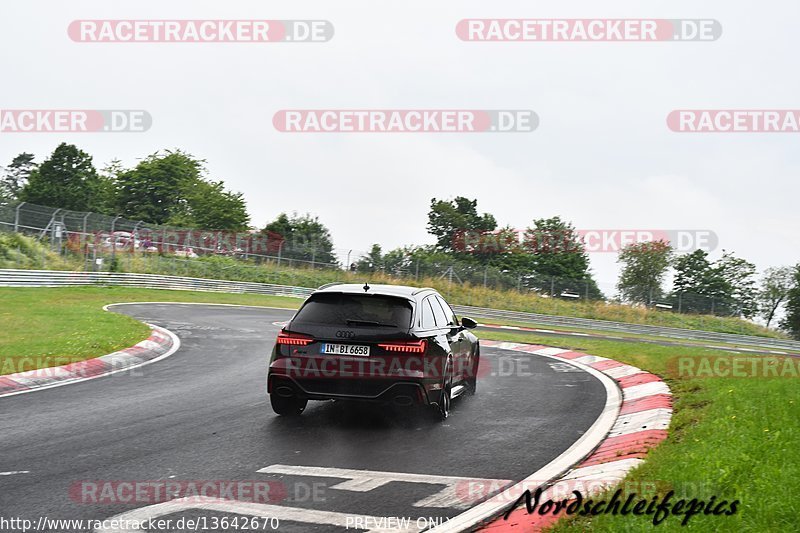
[346,319,397,328]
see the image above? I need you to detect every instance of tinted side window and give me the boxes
[429,296,449,327]
[420,297,436,329]
[435,296,458,326]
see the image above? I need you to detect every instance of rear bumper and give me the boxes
[268,370,438,406]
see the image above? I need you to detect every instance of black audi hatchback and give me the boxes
[267,283,480,420]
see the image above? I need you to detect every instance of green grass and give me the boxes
[478,329,799,532]
[0,287,300,373]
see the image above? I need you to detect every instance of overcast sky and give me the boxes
[1,1,798,294]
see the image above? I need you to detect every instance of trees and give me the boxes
[617,240,673,305]
[758,266,794,328]
[672,250,723,313]
[19,144,105,211]
[715,251,757,318]
[356,244,384,272]
[1,153,36,201]
[423,198,605,298]
[780,265,800,339]
[263,213,336,265]
[168,180,249,231]
[521,216,602,298]
[113,150,249,230]
[12,147,249,230]
[114,150,203,225]
[670,250,757,316]
[427,197,496,252]
[672,250,711,297]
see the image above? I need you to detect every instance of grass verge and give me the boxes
[478,329,799,532]
[0,287,300,373]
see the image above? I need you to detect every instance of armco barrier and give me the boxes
[450,304,800,353]
[2,269,798,352]
[0,269,314,299]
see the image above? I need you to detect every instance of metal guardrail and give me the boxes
[450,304,800,352]
[2,269,798,352]
[0,269,315,299]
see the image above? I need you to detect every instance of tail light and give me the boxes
[378,340,427,353]
[276,330,314,346]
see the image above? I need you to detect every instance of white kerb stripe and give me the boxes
[572,355,610,365]
[604,365,644,379]
[608,409,672,438]
[624,381,671,401]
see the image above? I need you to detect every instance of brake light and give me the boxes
[378,340,427,353]
[276,330,314,346]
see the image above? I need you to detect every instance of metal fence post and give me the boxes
[110,215,121,267]
[14,202,25,232]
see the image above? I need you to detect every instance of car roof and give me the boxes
[314,283,436,299]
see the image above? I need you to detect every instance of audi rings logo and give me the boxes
[335,330,355,339]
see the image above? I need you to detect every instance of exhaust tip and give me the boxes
[275,386,295,398]
[392,395,414,407]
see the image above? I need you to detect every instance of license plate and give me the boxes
[321,343,370,356]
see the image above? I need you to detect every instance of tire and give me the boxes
[466,347,479,396]
[430,360,453,421]
[270,394,308,416]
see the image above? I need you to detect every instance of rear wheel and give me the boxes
[430,361,453,421]
[466,347,480,395]
[270,394,307,416]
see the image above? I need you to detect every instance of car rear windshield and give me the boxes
[292,293,413,329]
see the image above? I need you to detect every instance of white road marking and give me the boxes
[547,362,585,373]
[0,471,30,476]
[257,464,511,510]
[93,496,420,533]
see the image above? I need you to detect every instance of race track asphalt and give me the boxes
[1,304,607,532]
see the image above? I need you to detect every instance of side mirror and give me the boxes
[460,317,478,329]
